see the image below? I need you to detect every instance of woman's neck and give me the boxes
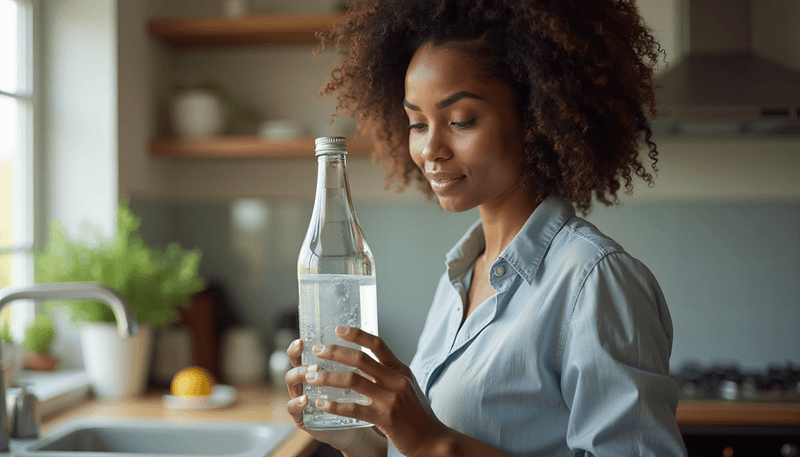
[477,188,541,264]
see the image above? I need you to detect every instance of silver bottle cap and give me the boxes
[314,136,348,156]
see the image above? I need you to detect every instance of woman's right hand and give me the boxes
[285,339,374,452]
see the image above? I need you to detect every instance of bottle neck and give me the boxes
[311,153,355,222]
[299,149,374,275]
[317,153,348,190]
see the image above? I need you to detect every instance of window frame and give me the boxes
[1,0,38,342]
[3,0,93,417]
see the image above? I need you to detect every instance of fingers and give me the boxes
[287,339,303,367]
[305,365,382,398]
[322,326,409,378]
[314,398,374,425]
[311,343,385,380]
[285,365,310,398]
[286,394,308,429]
[336,326,407,371]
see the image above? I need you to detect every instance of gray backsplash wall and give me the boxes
[130,197,800,373]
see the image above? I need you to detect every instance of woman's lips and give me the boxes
[426,171,465,194]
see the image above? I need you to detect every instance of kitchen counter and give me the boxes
[40,387,800,456]
[41,385,318,457]
[677,400,800,427]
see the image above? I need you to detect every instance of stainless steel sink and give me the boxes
[11,418,295,457]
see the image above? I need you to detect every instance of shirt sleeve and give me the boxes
[560,252,687,457]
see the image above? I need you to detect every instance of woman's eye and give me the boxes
[406,123,426,131]
[450,118,476,129]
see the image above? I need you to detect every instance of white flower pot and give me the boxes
[80,323,153,399]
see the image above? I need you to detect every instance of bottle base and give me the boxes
[304,414,373,430]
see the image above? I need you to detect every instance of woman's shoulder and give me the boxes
[538,213,660,291]
[545,215,662,303]
[553,215,627,263]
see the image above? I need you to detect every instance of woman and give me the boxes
[285,0,688,455]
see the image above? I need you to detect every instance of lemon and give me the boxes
[171,366,215,397]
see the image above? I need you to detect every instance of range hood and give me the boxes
[653,0,800,135]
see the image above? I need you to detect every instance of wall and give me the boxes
[40,0,119,368]
[117,0,174,206]
[42,0,118,240]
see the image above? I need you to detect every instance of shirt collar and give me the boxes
[501,195,575,284]
[445,218,485,285]
[444,195,576,285]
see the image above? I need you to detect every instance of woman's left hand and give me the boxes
[305,325,449,457]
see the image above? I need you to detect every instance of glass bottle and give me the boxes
[297,136,377,430]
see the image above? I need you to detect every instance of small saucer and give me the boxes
[162,385,238,410]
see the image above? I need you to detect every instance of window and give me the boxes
[0,0,35,341]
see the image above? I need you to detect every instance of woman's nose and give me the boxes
[420,129,451,162]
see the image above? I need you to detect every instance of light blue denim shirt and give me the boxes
[387,196,687,457]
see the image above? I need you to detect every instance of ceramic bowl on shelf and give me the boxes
[171,89,227,139]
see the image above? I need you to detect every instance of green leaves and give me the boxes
[0,323,12,343]
[23,314,56,353]
[35,201,204,328]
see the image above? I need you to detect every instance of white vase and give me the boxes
[80,323,153,399]
[170,89,227,139]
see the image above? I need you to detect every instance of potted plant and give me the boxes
[35,200,204,398]
[23,314,58,371]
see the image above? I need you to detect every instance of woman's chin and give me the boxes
[436,196,474,214]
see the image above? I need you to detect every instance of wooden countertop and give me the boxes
[41,385,318,457]
[677,400,800,427]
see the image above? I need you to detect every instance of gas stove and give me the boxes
[672,362,800,402]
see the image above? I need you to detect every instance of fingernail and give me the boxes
[335,325,349,335]
[312,344,325,354]
[316,399,328,408]
[305,372,318,381]
[298,395,307,405]
[307,364,319,372]
[291,339,301,349]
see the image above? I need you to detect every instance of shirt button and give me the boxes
[493,265,506,276]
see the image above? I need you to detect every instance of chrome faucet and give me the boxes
[0,282,139,451]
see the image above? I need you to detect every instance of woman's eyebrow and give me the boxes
[403,91,484,111]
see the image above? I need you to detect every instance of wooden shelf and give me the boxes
[147,13,342,48]
[149,135,373,159]
[147,13,357,161]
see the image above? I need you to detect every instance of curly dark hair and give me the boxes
[316,0,665,213]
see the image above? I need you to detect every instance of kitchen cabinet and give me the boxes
[147,13,371,160]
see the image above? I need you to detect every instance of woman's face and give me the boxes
[404,43,526,214]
